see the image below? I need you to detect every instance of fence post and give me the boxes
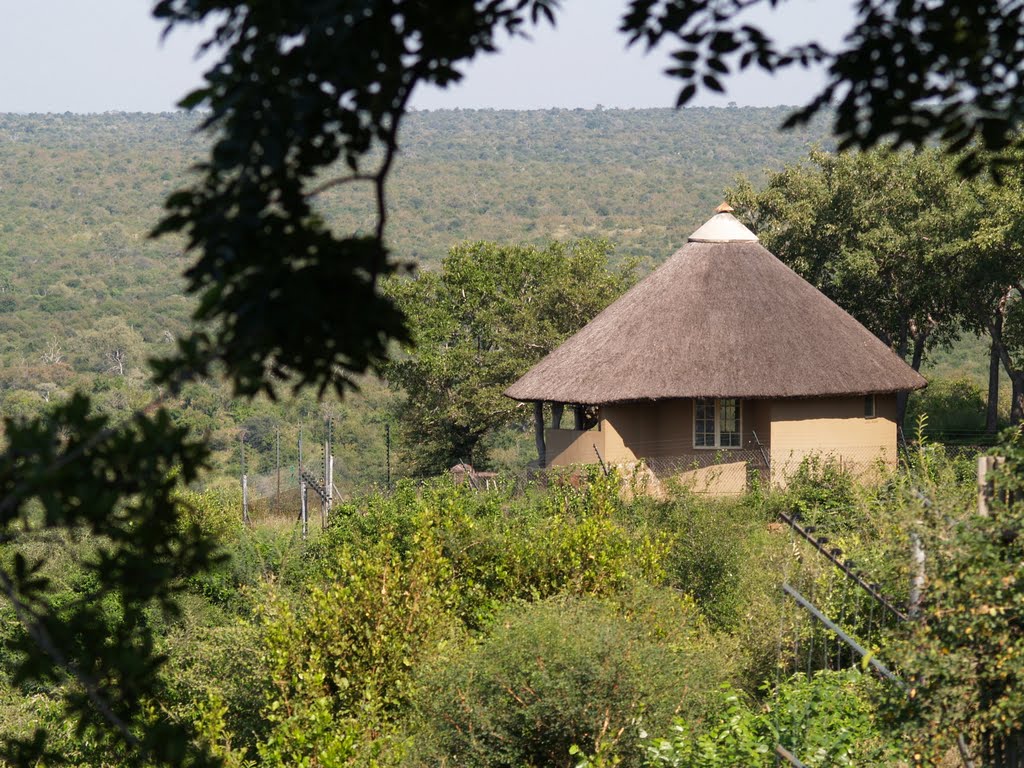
[326,417,333,520]
[300,478,308,539]
[909,532,925,618]
[240,433,250,526]
[977,455,1003,516]
[385,423,391,489]
[328,454,334,515]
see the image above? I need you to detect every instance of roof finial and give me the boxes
[715,201,734,213]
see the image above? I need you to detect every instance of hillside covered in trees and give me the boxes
[0,107,830,357]
[0,108,833,482]
[0,109,1009,485]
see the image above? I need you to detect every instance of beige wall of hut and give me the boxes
[768,395,897,486]
[544,395,898,494]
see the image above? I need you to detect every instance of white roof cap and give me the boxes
[688,204,758,243]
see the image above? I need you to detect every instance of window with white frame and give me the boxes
[693,398,742,448]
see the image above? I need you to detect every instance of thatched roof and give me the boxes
[505,210,926,404]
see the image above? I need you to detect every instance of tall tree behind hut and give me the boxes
[385,240,635,474]
[952,157,1024,428]
[730,148,978,428]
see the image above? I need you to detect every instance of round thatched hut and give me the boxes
[505,204,926,493]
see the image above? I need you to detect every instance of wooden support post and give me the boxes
[574,404,585,431]
[551,402,564,430]
[957,733,977,768]
[774,744,808,768]
[534,401,546,468]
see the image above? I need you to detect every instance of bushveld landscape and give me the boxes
[2,105,1024,767]
[0,111,1011,488]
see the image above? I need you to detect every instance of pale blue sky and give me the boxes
[0,0,854,113]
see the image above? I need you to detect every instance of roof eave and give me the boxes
[504,381,927,406]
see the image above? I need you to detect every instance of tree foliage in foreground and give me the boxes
[6,0,1024,762]
[386,240,635,473]
[884,434,1024,764]
[0,396,218,766]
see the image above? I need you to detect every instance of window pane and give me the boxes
[695,398,715,447]
[864,395,875,418]
[719,399,740,447]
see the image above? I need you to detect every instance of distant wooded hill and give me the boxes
[0,108,842,483]
[0,108,830,372]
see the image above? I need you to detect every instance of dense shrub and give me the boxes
[0,447,986,767]
[774,455,859,533]
[638,494,770,626]
[639,670,900,767]
[312,474,668,628]
[411,592,739,768]
[881,434,1024,763]
[905,375,987,441]
[254,537,456,766]
[160,609,270,757]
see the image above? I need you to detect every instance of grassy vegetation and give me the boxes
[0,448,984,766]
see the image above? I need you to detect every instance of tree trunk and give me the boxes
[551,402,564,430]
[894,321,911,430]
[1012,374,1024,426]
[987,317,1002,434]
[910,334,926,371]
[896,320,909,360]
[992,309,1024,426]
[896,334,928,430]
[534,401,546,468]
[896,391,909,434]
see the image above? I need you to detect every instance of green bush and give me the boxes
[160,606,271,759]
[881,433,1024,763]
[411,592,738,768]
[905,375,987,442]
[312,475,668,629]
[778,455,858,532]
[640,495,767,627]
[640,670,901,767]
[255,536,456,766]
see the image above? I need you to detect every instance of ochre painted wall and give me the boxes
[548,398,766,494]
[768,395,897,486]
[600,398,770,461]
[676,461,749,495]
[545,395,899,494]
[547,428,605,466]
